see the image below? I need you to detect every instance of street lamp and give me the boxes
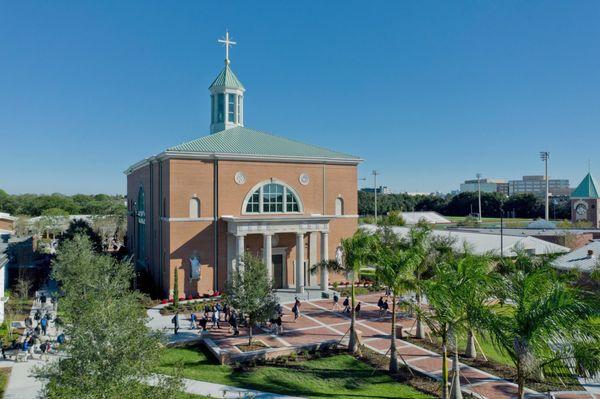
[540,151,550,220]
[372,170,379,224]
[476,173,482,222]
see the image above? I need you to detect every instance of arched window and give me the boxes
[137,186,146,263]
[243,182,302,214]
[335,197,344,216]
[189,198,200,218]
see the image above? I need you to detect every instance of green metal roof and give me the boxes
[571,173,600,199]
[209,64,244,90]
[166,126,360,161]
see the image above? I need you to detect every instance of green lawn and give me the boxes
[159,347,433,399]
[0,367,11,397]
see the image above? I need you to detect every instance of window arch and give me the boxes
[137,186,146,263]
[243,181,303,214]
[335,197,344,216]
[189,197,200,218]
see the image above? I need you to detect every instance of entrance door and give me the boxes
[272,254,284,289]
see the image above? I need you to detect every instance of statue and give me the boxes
[190,254,201,280]
[335,246,343,265]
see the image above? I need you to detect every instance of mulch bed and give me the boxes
[359,346,442,398]
[236,340,269,352]
[404,337,583,393]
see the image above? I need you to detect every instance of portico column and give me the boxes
[296,232,305,294]
[320,232,329,291]
[263,233,273,282]
[235,234,245,273]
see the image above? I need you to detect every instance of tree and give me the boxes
[374,227,421,372]
[314,229,378,353]
[223,254,279,346]
[35,234,182,398]
[173,267,180,308]
[412,251,473,399]
[485,252,600,399]
[59,219,102,252]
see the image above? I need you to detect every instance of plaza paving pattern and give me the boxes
[199,292,600,399]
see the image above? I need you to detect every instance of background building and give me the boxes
[570,172,600,227]
[509,175,570,197]
[361,186,391,195]
[460,178,509,195]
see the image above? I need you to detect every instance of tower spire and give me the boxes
[218,30,237,65]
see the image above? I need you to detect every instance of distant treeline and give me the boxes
[0,189,126,217]
[358,191,572,219]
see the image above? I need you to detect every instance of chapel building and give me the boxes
[571,172,600,228]
[125,37,361,298]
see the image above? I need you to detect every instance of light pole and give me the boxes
[540,151,550,220]
[358,177,367,188]
[476,173,482,222]
[372,170,379,224]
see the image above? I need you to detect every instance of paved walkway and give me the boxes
[151,292,600,399]
[3,288,60,399]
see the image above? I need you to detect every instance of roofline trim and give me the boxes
[124,151,362,175]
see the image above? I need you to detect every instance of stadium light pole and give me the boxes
[476,173,482,222]
[372,170,379,224]
[540,151,550,220]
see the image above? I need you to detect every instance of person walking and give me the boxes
[377,296,384,316]
[228,311,239,336]
[198,313,208,333]
[189,312,197,330]
[292,297,301,321]
[343,296,350,313]
[354,302,362,319]
[382,299,389,316]
[212,307,220,329]
[215,302,223,321]
[332,293,340,311]
[172,312,179,335]
[275,315,283,335]
[40,316,48,336]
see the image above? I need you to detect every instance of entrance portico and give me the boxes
[224,215,331,293]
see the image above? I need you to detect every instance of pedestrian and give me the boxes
[354,302,361,318]
[332,293,340,311]
[343,296,350,313]
[172,312,179,335]
[189,312,197,330]
[377,296,384,316]
[382,299,389,316]
[40,294,47,308]
[215,302,223,321]
[275,315,283,335]
[40,316,48,335]
[292,297,301,321]
[223,303,230,322]
[228,311,239,336]
[211,308,220,329]
[276,303,283,316]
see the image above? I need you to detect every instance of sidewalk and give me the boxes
[3,287,60,399]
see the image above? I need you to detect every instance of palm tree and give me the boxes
[374,227,421,372]
[408,224,454,340]
[413,249,492,399]
[457,252,495,359]
[313,229,377,353]
[486,252,600,399]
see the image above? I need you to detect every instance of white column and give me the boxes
[296,233,305,294]
[263,233,273,282]
[235,234,245,273]
[309,232,318,287]
[320,232,329,291]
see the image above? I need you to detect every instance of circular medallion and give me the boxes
[299,173,310,186]
[234,172,246,185]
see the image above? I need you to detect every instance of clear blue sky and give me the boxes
[1,1,599,195]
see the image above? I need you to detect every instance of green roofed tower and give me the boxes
[210,30,245,133]
[571,172,600,227]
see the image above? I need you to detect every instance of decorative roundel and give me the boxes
[234,171,246,185]
[299,173,310,186]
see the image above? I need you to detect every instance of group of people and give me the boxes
[331,293,364,318]
[172,301,243,336]
[1,291,62,362]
